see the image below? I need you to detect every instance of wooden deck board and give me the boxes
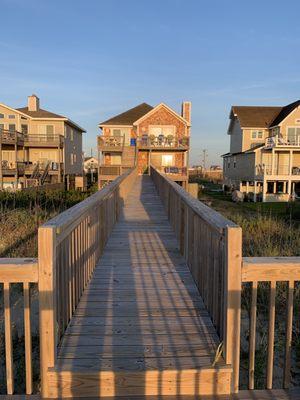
[54,176,227,396]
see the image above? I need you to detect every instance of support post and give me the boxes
[38,226,57,398]
[253,181,257,202]
[224,226,242,393]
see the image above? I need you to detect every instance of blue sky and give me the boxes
[1,0,300,165]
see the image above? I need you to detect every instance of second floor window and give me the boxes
[21,125,28,135]
[233,157,236,168]
[0,114,4,118]
[8,124,16,132]
[251,130,263,139]
[113,129,121,137]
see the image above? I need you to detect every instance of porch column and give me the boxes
[58,146,61,183]
[283,181,287,193]
[253,181,257,202]
[287,180,292,198]
[271,149,275,175]
[273,181,277,194]
[239,182,243,192]
[246,181,249,194]
[262,178,267,202]
[289,150,293,176]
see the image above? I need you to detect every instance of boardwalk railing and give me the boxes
[242,257,300,390]
[0,258,38,395]
[150,165,242,392]
[38,166,137,397]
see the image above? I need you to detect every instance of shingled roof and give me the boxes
[17,107,65,119]
[231,106,282,128]
[232,100,300,128]
[270,100,300,127]
[99,103,153,126]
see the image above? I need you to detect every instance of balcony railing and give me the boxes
[265,134,300,147]
[97,135,125,149]
[155,166,188,176]
[137,135,189,149]
[0,129,24,144]
[256,164,300,176]
[25,161,63,172]
[1,161,25,174]
[24,134,64,146]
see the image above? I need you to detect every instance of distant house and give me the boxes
[0,94,85,190]
[223,100,300,201]
[97,102,191,188]
[83,156,98,173]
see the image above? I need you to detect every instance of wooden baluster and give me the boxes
[284,280,294,388]
[249,281,257,390]
[4,282,14,394]
[23,282,32,394]
[267,281,276,389]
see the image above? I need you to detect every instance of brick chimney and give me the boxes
[181,101,191,124]
[28,94,40,112]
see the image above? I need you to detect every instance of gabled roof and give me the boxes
[231,100,300,129]
[100,103,153,126]
[231,106,282,128]
[133,103,190,126]
[17,107,65,119]
[270,100,300,127]
[16,106,85,132]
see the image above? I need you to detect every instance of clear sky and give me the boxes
[1,0,300,166]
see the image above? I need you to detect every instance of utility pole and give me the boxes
[201,149,208,172]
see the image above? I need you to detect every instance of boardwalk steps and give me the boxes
[46,176,231,397]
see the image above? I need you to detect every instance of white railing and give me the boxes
[265,135,300,147]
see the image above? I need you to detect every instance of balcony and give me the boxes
[155,166,188,180]
[97,135,125,151]
[137,135,189,149]
[0,129,24,145]
[24,134,64,147]
[1,161,25,175]
[24,161,63,175]
[265,134,300,148]
[99,165,131,177]
[256,164,300,177]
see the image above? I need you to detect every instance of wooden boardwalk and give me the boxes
[49,176,231,397]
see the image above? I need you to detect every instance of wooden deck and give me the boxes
[48,176,231,397]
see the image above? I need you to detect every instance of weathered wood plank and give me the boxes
[0,259,38,283]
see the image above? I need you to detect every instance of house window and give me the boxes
[8,115,15,119]
[111,154,122,165]
[149,125,175,137]
[0,114,4,118]
[251,130,263,139]
[0,124,4,132]
[233,157,236,168]
[113,129,121,137]
[287,127,300,143]
[70,129,74,141]
[162,154,174,167]
[70,153,74,165]
[227,159,230,168]
[21,124,28,135]
[73,153,77,163]
[8,124,16,132]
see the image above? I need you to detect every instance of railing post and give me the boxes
[224,225,242,393]
[38,226,57,398]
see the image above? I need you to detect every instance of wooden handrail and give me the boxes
[150,165,242,393]
[38,167,138,398]
[0,258,38,395]
[241,256,300,390]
